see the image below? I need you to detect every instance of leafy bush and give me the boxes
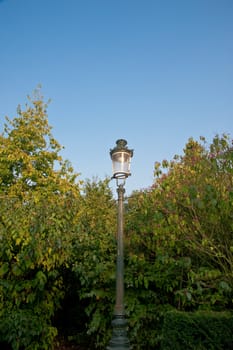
[161,310,233,350]
[0,309,57,350]
[71,179,117,348]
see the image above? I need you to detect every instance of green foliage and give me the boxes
[0,309,57,350]
[71,179,117,348]
[121,134,233,348]
[66,134,233,349]
[161,310,233,350]
[0,91,81,349]
[1,92,233,349]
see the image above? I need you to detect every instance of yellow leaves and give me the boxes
[1,92,82,199]
[15,237,21,246]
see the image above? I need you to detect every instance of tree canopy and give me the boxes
[0,93,81,349]
[0,91,232,349]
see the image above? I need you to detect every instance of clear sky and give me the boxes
[0,0,232,195]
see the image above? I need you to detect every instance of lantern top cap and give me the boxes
[110,139,134,157]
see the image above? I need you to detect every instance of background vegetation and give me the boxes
[0,93,232,349]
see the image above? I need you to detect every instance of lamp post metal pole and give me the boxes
[107,182,130,350]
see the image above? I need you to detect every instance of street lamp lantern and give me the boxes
[110,139,133,180]
[107,139,133,350]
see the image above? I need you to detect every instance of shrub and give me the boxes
[161,310,233,350]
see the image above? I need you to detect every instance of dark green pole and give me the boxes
[107,183,130,350]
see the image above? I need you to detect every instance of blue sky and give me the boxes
[0,0,232,195]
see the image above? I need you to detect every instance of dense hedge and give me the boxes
[161,311,233,350]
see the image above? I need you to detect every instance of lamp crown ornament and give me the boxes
[110,139,133,157]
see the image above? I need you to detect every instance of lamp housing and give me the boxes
[110,139,133,179]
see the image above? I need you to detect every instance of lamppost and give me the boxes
[107,139,133,350]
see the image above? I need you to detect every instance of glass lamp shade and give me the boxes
[110,139,133,179]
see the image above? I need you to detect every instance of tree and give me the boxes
[0,91,81,350]
[152,135,233,308]
[122,134,233,348]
